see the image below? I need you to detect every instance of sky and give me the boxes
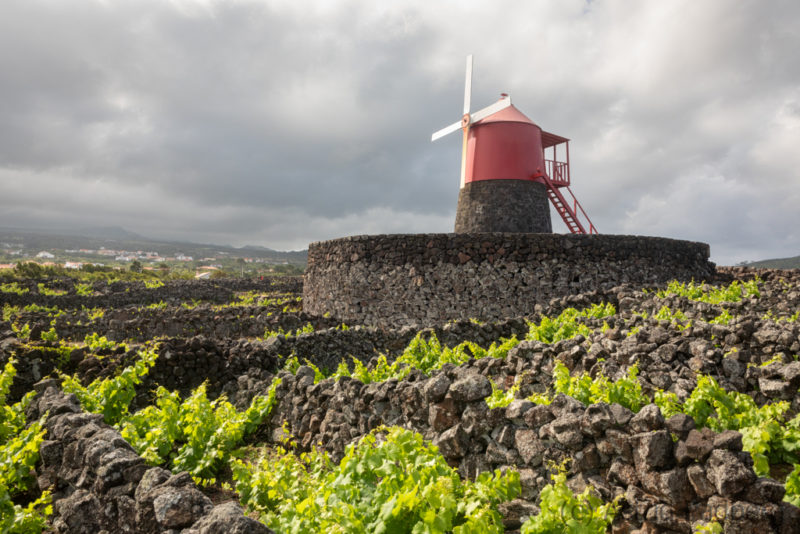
[1,0,798,265]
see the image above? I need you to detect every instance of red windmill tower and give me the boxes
[432,56,597,235]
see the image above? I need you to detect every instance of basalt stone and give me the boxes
[633,430,674,471]
[433,424,469,459]
[184,502,274,534]
[423,373,451,403]
[52,489,103,534]
[498,499,541,530]
[743,478,786,505]
[686,464,715,499]
[629,404,665,433]
[454,179,552,234]
[448,374,492,403]
[515,429,546,466]
[152,488,212,529]
[706,449,757,497]
[646,503,691,533]
[684,429,714,461]
[303,233,713,327]
[666,413,695,438]
[713,430,743,452]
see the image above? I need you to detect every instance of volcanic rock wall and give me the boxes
[303,233,714,327]
[454,180,552,233]
[26,386,271,534]
[0,277,302,309]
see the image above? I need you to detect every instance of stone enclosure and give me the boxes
[303,233,715,326]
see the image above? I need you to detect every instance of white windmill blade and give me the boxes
[463,55,473,115]
[470,96,512,124]
[431,120,463,142]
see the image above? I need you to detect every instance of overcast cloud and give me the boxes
[1,0,798,265]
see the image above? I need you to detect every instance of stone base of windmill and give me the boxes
[303,233,714,327]
[454,179,552,233]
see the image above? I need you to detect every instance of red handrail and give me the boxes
[562,186,597,234]
[544,159,570,186]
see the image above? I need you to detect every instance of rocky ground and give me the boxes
[2,267,800,533]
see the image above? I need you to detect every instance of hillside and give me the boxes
[742,254,800,269]
[0,226,307,264]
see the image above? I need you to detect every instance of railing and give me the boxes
[545,159,570,186]
[561,186,597,234]
[540,170,598,235]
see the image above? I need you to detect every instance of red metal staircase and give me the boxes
[541,173,597,234]
[540,136,598,235]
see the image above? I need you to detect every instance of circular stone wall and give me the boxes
[454,179,552,233]
[303,233,714,327]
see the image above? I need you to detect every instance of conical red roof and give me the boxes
[476,102,537,126]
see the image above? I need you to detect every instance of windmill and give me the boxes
[431,56,597,235]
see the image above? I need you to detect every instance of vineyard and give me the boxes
[1,268,800,533]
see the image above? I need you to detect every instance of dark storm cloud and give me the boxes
[0,0,798,263]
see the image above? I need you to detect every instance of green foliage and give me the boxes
[23,304,58,315]
[709,309,734,325]
[233,426,520,533]
[36,283,66,296]
[11,323,30,342]
[693,520,724,534]
[28,345,72,369]
[763,309,800,323]
[231,291,260,306]
[118,378,280,484]
[485,378,520,409]
[264,323,314,339]
[527,304,616,344]
[323,333,521,386]
[0,360,52,532]
[465,336,521,361]
[145,301,167,310]
[143,279,164,289]
[653,305,692,330]
[520,463,618,533]
[785,464,800,507]
[331,332,513,385]
[656,279,760,303]
[0,360,32,444]
[83,307,105,321]
[12,263,44,279]
[0,282,28,295]
[755,354,784,368]
[1,305,19,322]
[61,346,158,425]
[40,326,58,343]
[530,361,649,413]
[181,299,201,309]
[83,332,119,353]
[396,333,467,376]
[654,375,800,476]
[74,283,93,296]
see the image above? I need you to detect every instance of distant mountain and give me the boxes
[0,227,307,264]
[78,226,145,240]
[741,255,800,269]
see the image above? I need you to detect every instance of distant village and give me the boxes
[0,243,301,278]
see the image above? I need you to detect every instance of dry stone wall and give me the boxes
[25,386,271,534]
[256,359,799,533]
[454,179,553,233]
[304,233,714,327]
[0,276,302,309]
